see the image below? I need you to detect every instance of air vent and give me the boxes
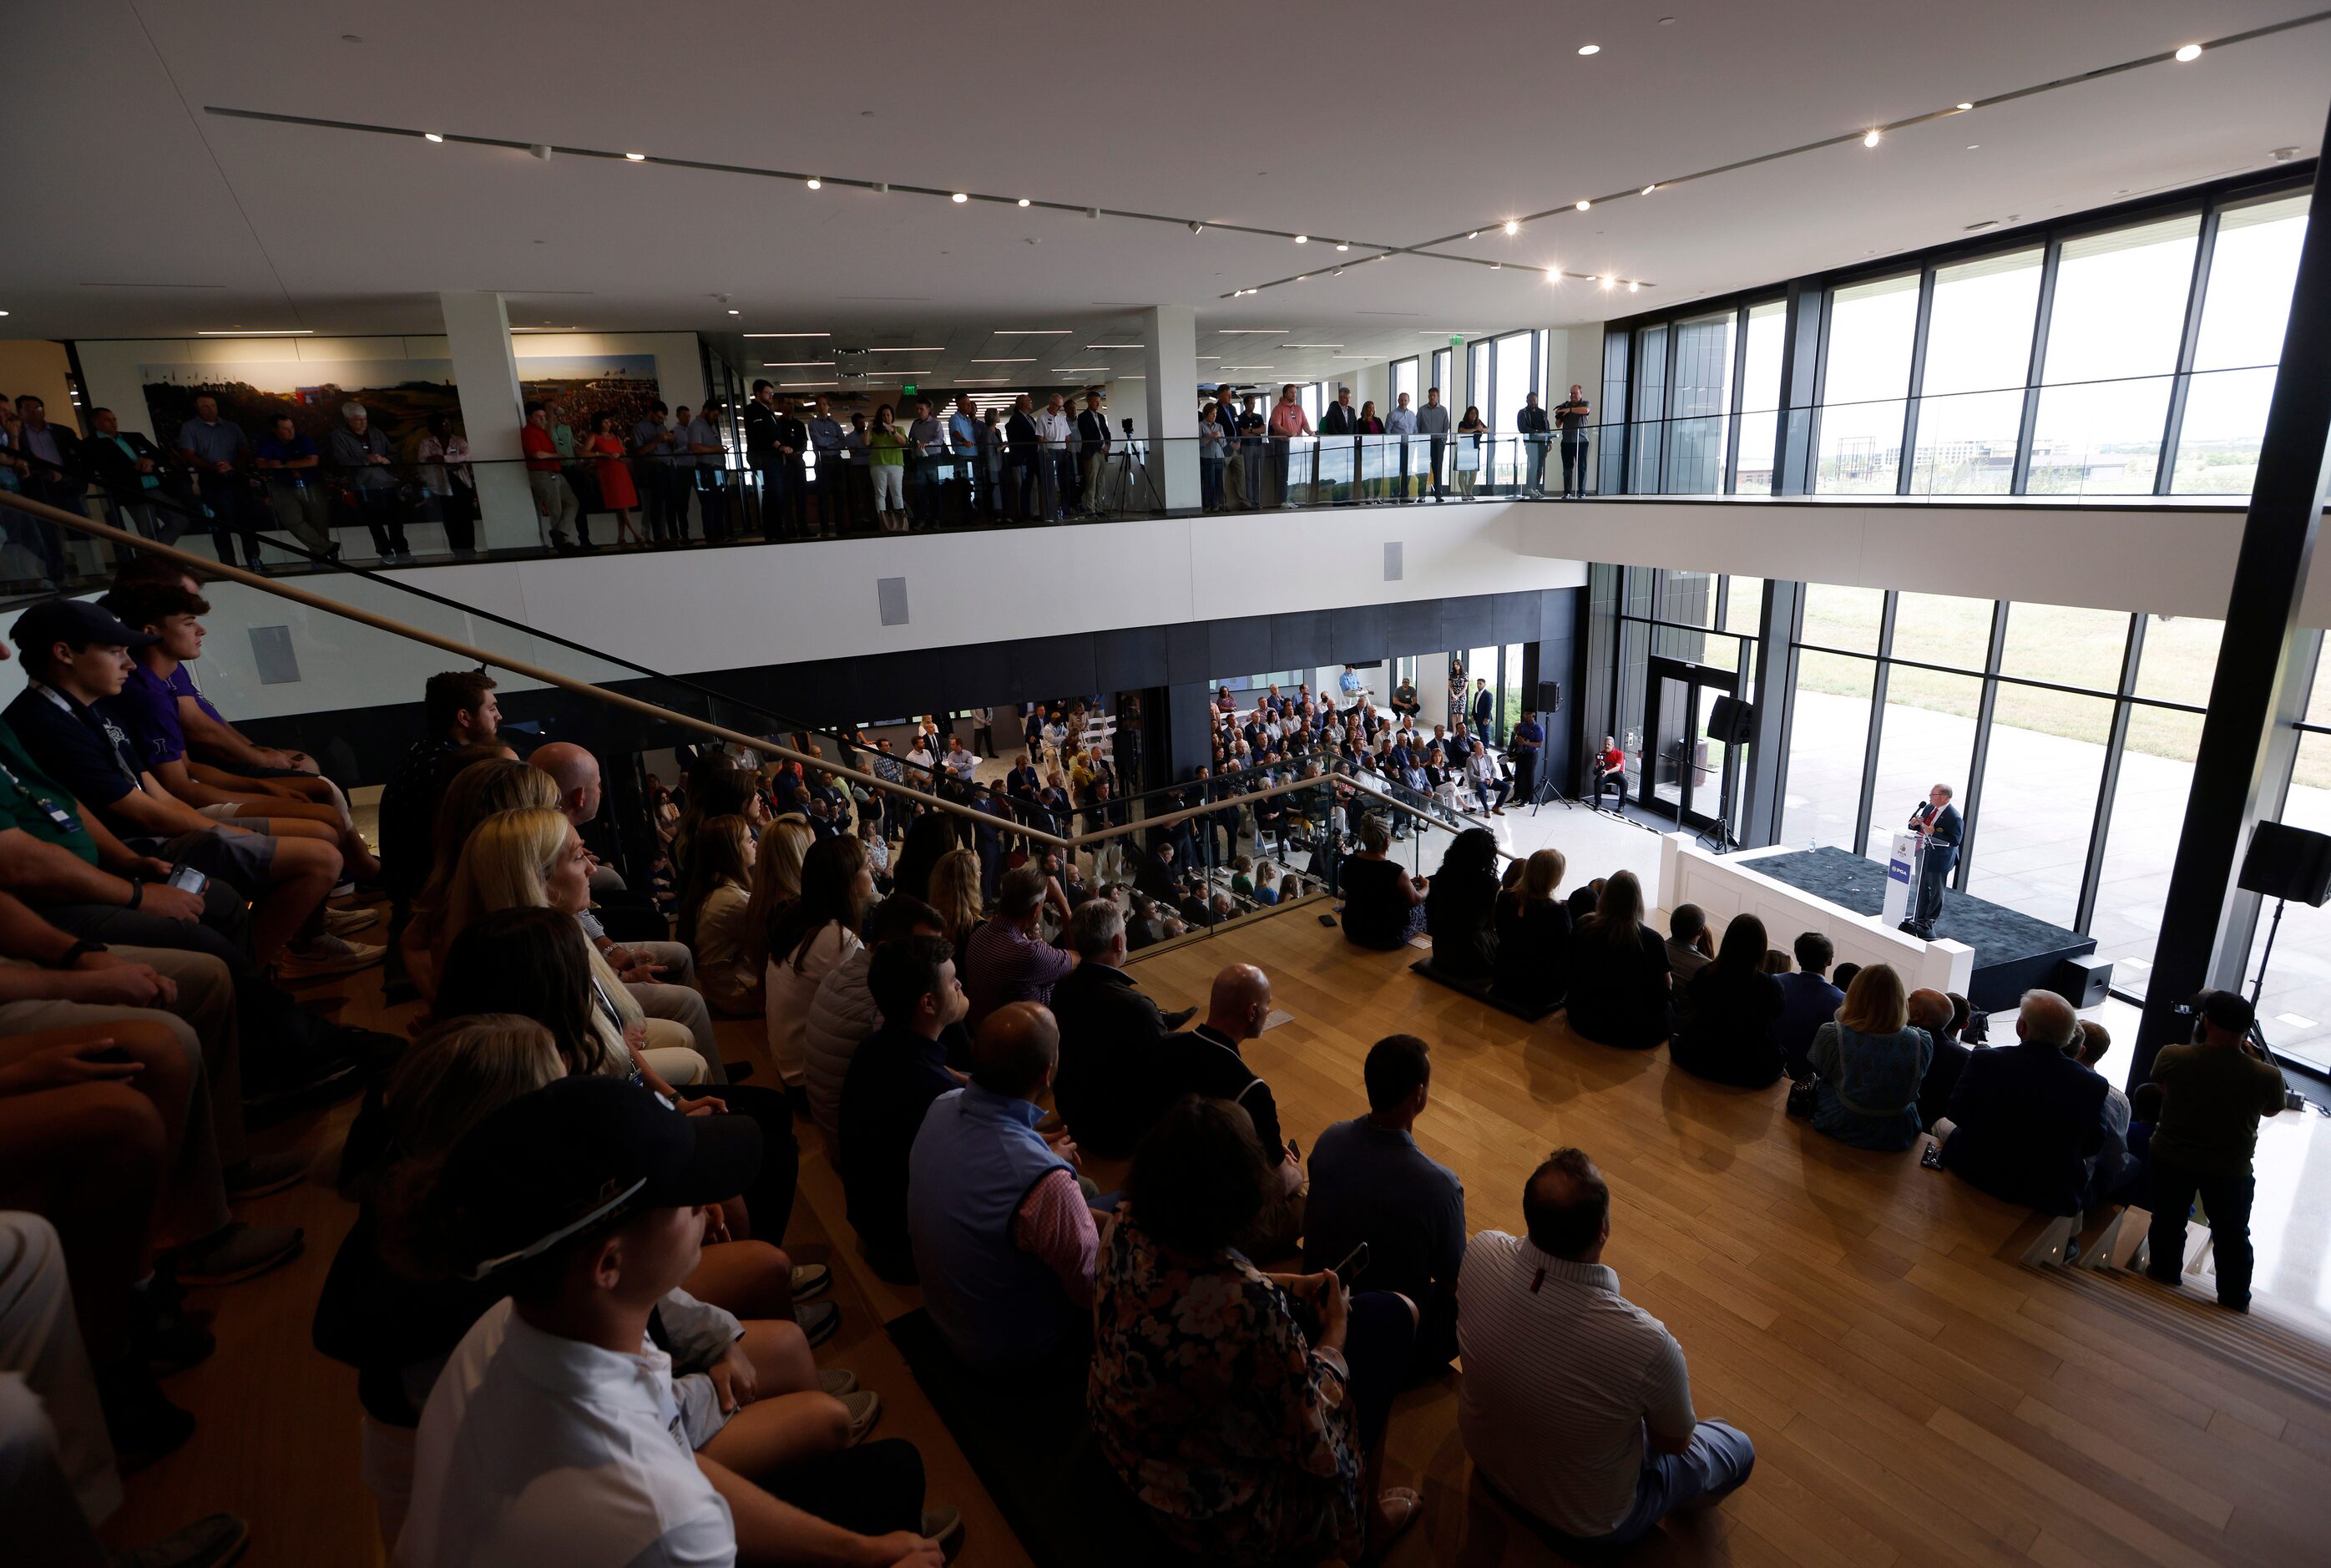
[877,577,910,626]
[249,625,301,685]
[1383,542,1403,582]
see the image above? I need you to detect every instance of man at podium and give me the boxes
[1903,782,1961,938]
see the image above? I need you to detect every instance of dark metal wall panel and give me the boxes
[1271,610,1332,670]
[1444,596,1494,650]
[1208,616,1273,678]
[1165,622,1211,685]
[1327,604,1387,664]
[1093,625,1170,692]
[1494,591,1540,642]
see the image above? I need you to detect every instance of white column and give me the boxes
[437,290,537,550]
[1140,305,1201,512]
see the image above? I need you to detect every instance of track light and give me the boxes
[1504,219,1519,235]
[1467,230,1480,239]
[806,178,822,190]
[1294,234,1307,244]
[1189,220,1204,233]
[952,191,968,203]
[1641,184,1656,195]
[1627,281,1640,292]
[423,132,443,143]
[1575,200,1590,211]
[1489,262,1501,271]
[2174,43,2202,62]
[1599,275,1614,289]
[1954,102,1974,111]
[1862,129,1882,148]
[1577,43,1600,55]
[1335,242,1349,251]
[624,152,646,161]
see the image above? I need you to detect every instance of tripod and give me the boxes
[1692,748,1743,855]
[1523,749,1573,814]
[2244,895,2313,1112]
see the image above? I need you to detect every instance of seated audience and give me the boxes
[887,812,958,904]
[803,893,953,1156]
[1663,904,1714,1033]
[2071,1018,2135,1191]
[1805,964,1933,1152]
[924,847,985,965]
[958,865,1077,1031]
[1760,948,1792,974]
[1155,963,1306,1254]
[1423,827,1500,979]
[841,936,966,1284]
[1564,872,1672,1050]
[2143,990,2288,1313]
[377,669,502,933]
[1091,1096,1419,1563]
[1338,814,1427,949]
[679,812,762,1016]
[906,1004,1096,1374]
[1941,989,2109,1215]
[397,1077,951,1567]
[764,835,872,1090]
[1457,1147,1753,1544]
[1302,1034,1465,1377]
[1670,913,1786,1088]
[1046,901,1192,1158]
[1772,930,1845,1080]
[397,755,562,999]
[1492,847,1570,1010]
[1916,991,1975,1131]
[1831,961,1861,992]
[741,812,812,961]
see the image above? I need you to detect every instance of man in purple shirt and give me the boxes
[959,865,1079,1031]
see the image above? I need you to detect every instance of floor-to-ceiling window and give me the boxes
[1430,346,1452,406]
[2028,214,2202,495]
[1490,331,1538,490]
[1816,273,1919,493]
[2172,191,2310,494]
[1391,356,1419,417]
[1628,323,1668,493]
[1664,311,1735,493]
[1594,568,1764,830]
[1909,248,2042,494]
[1732,301,1786,493]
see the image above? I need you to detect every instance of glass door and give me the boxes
[1641,657,1737,829]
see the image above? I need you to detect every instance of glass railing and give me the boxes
[1,364,2282,597]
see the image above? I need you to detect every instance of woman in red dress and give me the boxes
[587,412,643,546]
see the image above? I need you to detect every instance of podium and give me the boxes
[1882,832,1922,928]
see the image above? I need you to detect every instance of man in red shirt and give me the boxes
[1267,384,1312,509]
[1593,734,1627,811]
[521,402,580,550]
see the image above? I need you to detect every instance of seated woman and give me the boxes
[764,836,872,1090]
[1090,1096,1421,1565]
[1806,963,1933,1151]
[680,812,763,1018]
[1339,813,1428,950]
[312,1009,862,1549]
[1561,871,1672,1050]
[1492,847,1571,1009]
[923,847,985,969]
[1670,913,1787,1088]
[437,807,706,1086]
[1423,827,1501,981]
[397,756,562,999]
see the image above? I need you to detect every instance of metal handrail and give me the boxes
[0,488,1480,852]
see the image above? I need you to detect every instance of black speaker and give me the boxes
[1706,695,1755,746]
[2238,821,2331,906]
[1535,680,1562,715]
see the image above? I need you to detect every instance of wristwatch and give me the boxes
[52,938,108,969]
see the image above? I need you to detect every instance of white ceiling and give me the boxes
[3,2,2324,391]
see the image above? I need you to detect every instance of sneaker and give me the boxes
[789,1262,832,1302]
[842,1388,883,1445]
[167,1222,303,1287]
[796,1298,841,1348]
[224,1150,309,1199]
[818,1368,859,1398]
[323,905,381,936]
[104,1511,250,1568]
[276,933,385,979]
[921,1507,963,1548]
[330,879,356,899]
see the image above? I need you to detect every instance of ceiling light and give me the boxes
[1954,101,1974,111]
[742,331,829,337]
[196,328,311,336]
[1503,219,1519,235]
[1051,367,1105,372]
[1296,275,1308,281]
[1628,281,1640,292]
[1335,242,1349,251]
[2174,43,2202,62]
[726,309,740,315]
[423,132,443,143]
[1189,220,1204,233]
[1489,262,1501,271]
[951,192,968,203]
[780,381,837,387]
[1281,343,1344,349]
[1862,129,1881,148]
[1966,144,1980,151]
[955,377,1014,382]
[1217,328,1287,333]
[868,346,943,352]
[0,310,9,317]
[1547,270,1560,281]
[624,152,646,161]
[805,178,822,190]
[763,361,834,367]
[1577,43,1600,55]
[1332,354,1371,359]
[1293,235,1307,244]
[971,357,1034,362]
[991,329,1069,334]
[1575,200,1592,212]
[1087,344,1142,349]
[1598,275,1613,288]
[1332,268,1344,276]
[1468,230,1480,239]
[1219,365,1276,370]
[1641,184,1657,195]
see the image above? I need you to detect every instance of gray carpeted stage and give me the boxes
[1743,846,2098,1011]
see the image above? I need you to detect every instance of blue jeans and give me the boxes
[1586,1420,1756,1545]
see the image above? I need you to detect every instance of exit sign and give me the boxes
[902,382,918,397]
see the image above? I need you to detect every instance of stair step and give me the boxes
[2035,1263,2331,1407]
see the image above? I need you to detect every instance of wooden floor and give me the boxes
[102,908,2331,1565]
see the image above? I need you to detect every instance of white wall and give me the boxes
[73,331,705,444]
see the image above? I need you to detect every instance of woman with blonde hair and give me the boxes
[1806,962,1932,1151]
[397,756,562,998]
[924,847,985,966]
[745,815,816,977]
[437,807,708,1085]
[1493,846,1570,1011]
[680,813,763,1016]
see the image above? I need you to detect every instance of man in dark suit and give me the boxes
[1903,783,1962,938]
[8,393,82,585]
[1317,387,1358,504]
[1939,989,2114,1216]
[1469,676,1495,741]
[1074,392,1111,516]
[79,407,187,544]
[1048,902,1196,1156]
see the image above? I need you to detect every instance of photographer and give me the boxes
[2141,991,2288,1313]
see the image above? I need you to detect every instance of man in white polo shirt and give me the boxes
[1456,1147,1752,1544]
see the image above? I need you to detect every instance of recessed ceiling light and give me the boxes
[780,381,838,387]
[423,132,444,143]
[726,309,739,315]
[951,191,968,202]
[1051,367,1106,372]
[763,361,835,367]
[955,378,1015,383]
[1293,234,1308,244]
[196,328,311,336]
[624,152,647,161]
[867,346,943,352]
[1577,43,1600,55]
[1281,343,1344,349]
[1575,200,1590,211]
[2273,145,2302,161]
[992,328,1069,334]
[0,310,9,317]
[1955,102,1974,111]
[1503,219,1519,235]
[1296,275,1308,281]
[1217,329,1287,333]
[1863,129,1882,148]
[2174,43,2202,62]
[971,357,1034,362]
[1086,344,1143,349]
[1641,184,1657,195]
[1965,144,1980,151]
[1963,220,1999,232]
[742,331,829,337]
[1546,270,1561,281]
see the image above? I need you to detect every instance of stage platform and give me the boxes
[1742,845,2098,1011]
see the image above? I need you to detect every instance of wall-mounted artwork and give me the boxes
[139,360,460,457]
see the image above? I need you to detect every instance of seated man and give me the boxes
[905,1003,1097,1376]
[840,936,967,1283]
[1940,989,2111,1216]
[1045,901,1193,1158]
[1302,1034,1465,1376]
[402,1076,949,1568]
[1458,1148,1754,1544]
[1772,931,1845,1080]
[805,894,955,1156]
[1154,963,1304,1255]
[1908,987,1968,1131]
[3,600,350,974]
[958,865,1078,1032]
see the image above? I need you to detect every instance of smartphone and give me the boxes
[168,865,209,895]
[1332,1242,1369,1289]
[1918,1141,1944,1171]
